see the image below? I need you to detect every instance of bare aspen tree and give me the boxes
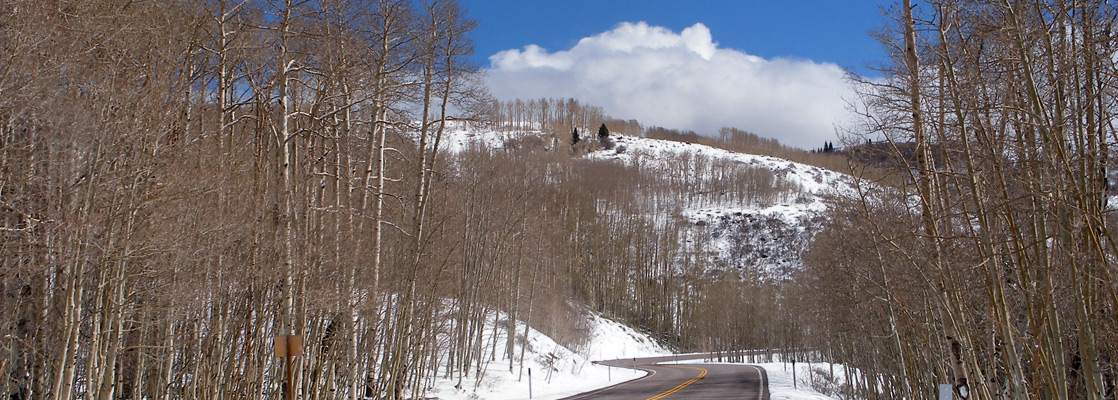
[804,1,1118,399]
[901,1,977,397]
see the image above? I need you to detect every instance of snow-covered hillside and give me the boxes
[589,135,848,198]
[444,126,853,280]
[590,134,850,280]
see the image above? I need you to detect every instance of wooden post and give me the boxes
[275,335,303,400]
[285,356,294,400]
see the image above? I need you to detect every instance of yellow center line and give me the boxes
[645,366,707,400]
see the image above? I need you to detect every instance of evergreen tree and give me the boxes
[597,123,614,150]
[571,127,580,145]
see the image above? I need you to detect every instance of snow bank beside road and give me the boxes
[431,312,669,400]
[669,356,849,400]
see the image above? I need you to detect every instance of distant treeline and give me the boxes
[489,98,852,174]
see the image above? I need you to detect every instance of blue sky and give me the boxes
[460,1,897,149]
[463,0,893,75]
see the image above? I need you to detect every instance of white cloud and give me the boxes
[485,22,853,149]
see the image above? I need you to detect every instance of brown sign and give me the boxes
[274,335,304,357]
[274,335,287,357]
[287,335,303,356]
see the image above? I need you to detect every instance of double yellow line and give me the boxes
[646,366,707,400]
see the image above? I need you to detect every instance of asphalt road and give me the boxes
[561,354,769,400]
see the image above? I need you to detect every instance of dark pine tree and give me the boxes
[597,123,614,150]
[571,127,581,145]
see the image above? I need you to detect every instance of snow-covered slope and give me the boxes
[443,127,553,154]
[430,312,669,400]
[589,135,848,198]
[443,126,854,280]
[589,135,850,280]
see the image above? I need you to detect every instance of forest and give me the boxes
[800,1,1118,399]
[3,0,1118,400]
[0,0,814,398]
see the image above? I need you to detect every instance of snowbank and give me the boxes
[429,312,669,400]
[670,356,848,400]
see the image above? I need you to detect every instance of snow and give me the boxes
[429,312,670,400]
[761,361,845,400]
[442,128,857,281]
[670,356,849,400]
[440,124,554,154]
[589,134,852,199]
[429,126,865,399]
[426,308,845,400]
[681,207,825,280]
[584,135,856,279]
[441,127,853,203]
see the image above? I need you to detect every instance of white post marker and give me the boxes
[938,384,952,400]
[528,368,532,399]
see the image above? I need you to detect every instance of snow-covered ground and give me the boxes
[429,313,670,400]
[443,127,552,154]
[442,127,856,280]
[591,134,851,197]
[670,356,848,400]
[427,309,843,400]
[761,361,845,400]
[590,134,850,280]
[441,126,851,200]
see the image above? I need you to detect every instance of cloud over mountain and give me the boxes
[484,22,853,149]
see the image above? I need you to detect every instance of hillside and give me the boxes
[447,126,853,281]
[592,134,851,280]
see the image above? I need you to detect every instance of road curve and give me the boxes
[561,354,769,400]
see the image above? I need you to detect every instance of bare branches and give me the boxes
[804,1,1118,398]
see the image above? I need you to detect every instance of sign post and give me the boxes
[791,358,797,389]
[275,334,304,400]
[528,368,533,399]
